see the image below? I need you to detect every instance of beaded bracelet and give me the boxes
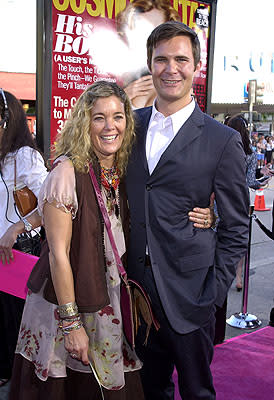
[60,320,83,336]
[59,318,81,329]
[57,302,78,319]
[61,314,81,323]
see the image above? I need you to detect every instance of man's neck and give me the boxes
[155,96,193,117]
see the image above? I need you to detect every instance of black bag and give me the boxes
[13,233,42,257]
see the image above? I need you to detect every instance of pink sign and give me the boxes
[0,250,38,299]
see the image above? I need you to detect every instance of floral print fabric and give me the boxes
[15,158,141,390]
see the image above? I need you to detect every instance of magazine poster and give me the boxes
[50,0,212,145]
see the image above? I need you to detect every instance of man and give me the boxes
[126,21,249,399]
[116,0,181,108]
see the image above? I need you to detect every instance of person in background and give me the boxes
[251,137,257,152]
[0,89,47,388]
[212,114,271,344]
[269,135,274,168]
[265,135,273,166]
[256,136,266,168]
[126,21,249,399]
[116,0,180,109]
[227,115,271,290]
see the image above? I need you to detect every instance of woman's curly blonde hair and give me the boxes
[53,81,135,176]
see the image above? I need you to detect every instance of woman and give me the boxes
[256,136,265,168]
[8,81,144,400]
[227,115,270,290]
[0,89,47,387]
[265,136,273,166]
[196,115,262,344]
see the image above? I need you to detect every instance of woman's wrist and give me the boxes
[9,221,25,237]
[57,301,83,335]
[59,315,83,335]
[57,301,78,319]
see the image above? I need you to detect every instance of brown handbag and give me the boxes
[13,158,37,217]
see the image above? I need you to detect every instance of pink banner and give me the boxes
[0,250,38,299]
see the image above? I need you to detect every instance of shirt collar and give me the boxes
[150,98,196,135]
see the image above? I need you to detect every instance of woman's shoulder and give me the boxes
[38,155,77,218]
[48,156,76,192]
[50,155,74,174]
[246,150,256,164]
[5,146,47,177]
[14,146,45,166]
[15,146,40,158]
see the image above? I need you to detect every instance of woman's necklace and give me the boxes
[101,165,120,218]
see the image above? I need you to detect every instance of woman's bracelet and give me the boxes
[61,314,81,323]
[59,320,83,336]
[57,301,78,319]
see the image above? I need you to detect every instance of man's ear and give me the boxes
[194,60,202,73]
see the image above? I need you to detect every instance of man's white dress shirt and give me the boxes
[146,99,195,174]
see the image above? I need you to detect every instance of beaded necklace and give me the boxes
[101,165,120,218]
[101,165,120,191]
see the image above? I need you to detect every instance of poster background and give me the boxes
[49,0,213,145]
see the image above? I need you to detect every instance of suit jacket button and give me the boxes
[138,257,144,263]
[146,184,152,191]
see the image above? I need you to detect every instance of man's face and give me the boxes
[149,35,201,110]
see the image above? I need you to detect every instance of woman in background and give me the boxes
[265,136,273,166]
[0,89,47,387]
[256,136,266,168]
[227,115,270,290]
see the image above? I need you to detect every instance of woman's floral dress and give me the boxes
[15,157,142,390]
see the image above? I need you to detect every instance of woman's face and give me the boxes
[90,95,126,168]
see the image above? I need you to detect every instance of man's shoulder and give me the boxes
[133,106,152,132]
[198,109,240,141]
[134,106,152,119]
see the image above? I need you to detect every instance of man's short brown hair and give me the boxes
[147,21,201,70]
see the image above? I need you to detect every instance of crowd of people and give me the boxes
[0,17,271,400]
[251,132,274,169]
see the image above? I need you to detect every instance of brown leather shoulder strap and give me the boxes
[14,158,17,189]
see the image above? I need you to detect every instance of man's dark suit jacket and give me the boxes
[126,104,249,334]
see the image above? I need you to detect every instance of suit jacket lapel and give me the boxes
[134,107,152,172]
[152,104,205,174]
